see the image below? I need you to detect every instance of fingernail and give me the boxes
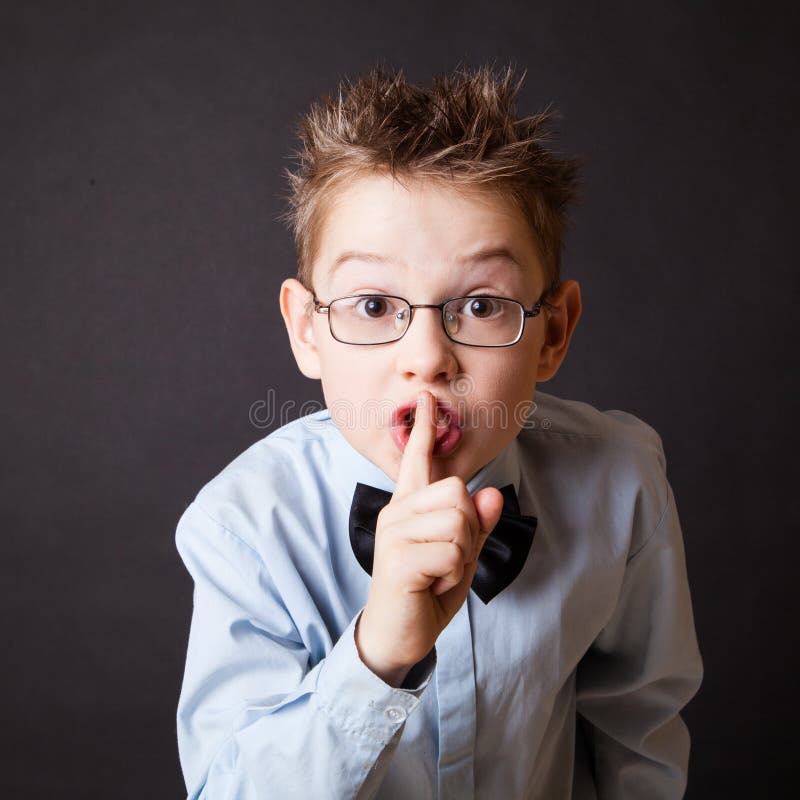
[417,391,426,408]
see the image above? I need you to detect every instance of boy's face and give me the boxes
[281,172,581,485]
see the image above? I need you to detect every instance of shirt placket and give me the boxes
[434,598,477,799]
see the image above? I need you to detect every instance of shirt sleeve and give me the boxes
[175,500,436,800]
[574,481,704,799]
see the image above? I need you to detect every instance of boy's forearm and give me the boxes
[176,502,433,799]
[575,482,703,796]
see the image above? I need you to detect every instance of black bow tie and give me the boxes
[348,482,537,604]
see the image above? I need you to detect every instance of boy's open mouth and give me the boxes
[390,400,464,456]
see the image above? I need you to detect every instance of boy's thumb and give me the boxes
[473,487,505,542]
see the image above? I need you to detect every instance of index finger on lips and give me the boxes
[394,389,436,498]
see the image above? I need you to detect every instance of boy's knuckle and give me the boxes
[445,542,463,567]
[443,475,466,497]
[447,507,468,530]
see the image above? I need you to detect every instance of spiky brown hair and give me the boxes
[281,64,581,294]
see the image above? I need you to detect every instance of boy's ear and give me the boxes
[536,279,582,382]
[279,278,321,380]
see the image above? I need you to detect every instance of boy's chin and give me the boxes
[345,427,477,485]
[428,456,468,483]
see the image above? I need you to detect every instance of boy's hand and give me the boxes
[355,389,505,686]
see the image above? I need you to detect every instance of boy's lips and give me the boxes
[390,398,464,456]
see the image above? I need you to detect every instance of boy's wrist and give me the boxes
[354,611,412,687]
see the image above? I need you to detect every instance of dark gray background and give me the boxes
[2,1,797,797]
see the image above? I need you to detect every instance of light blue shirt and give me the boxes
[175,390,703,799]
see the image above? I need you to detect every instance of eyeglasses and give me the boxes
[312,292,547,347]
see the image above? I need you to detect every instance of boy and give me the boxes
[175,65,703,798]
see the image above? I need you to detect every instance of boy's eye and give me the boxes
[354,296,393,318]
[459,297,500,319]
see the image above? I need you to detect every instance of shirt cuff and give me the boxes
[314,611,437,744]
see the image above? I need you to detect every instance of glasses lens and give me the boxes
[329,295,410,344]
[444,297,524,346]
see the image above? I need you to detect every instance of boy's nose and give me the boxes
[394,306,459,384]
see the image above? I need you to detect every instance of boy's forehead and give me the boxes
[312,174,545,290]
[326,246,528,282]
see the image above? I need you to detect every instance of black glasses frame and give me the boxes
[311,291,548,347]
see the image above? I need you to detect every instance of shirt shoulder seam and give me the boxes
[626,478,673,563]
[190,499,266,564]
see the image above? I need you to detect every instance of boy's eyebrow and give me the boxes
[456,247,525,269]
[328,247,525,274]
[329,251,393,273]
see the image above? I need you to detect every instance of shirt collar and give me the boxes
[302,408,522,504]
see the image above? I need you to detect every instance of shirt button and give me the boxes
[385,706,406,723]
